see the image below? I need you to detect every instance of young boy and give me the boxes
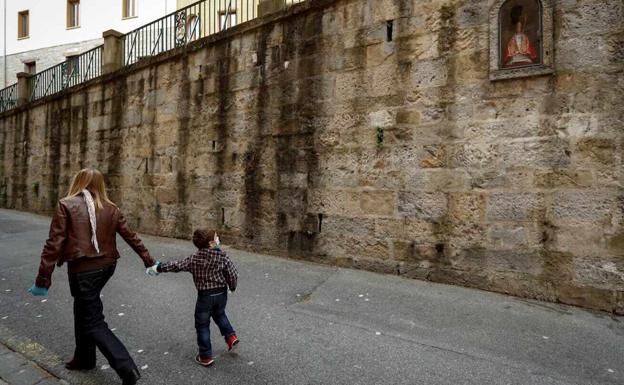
[147,229,239,367]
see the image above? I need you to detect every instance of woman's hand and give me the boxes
[145,262,161,277]
[28,284,48,296]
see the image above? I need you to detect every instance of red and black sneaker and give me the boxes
[195,355,215,367]
[226,334,239,351]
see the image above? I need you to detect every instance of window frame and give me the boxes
[219,9,237,31]
[24,61,36,74]
[122,0,137,19]
[67,0,80,29]
[17,10,29,39]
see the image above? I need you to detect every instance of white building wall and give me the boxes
[0,0,177,86]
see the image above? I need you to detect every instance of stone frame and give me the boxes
[489,0,554,81]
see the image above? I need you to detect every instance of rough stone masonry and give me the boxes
[0,0,622,312]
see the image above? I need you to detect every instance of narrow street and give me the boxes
[0,208,622,385]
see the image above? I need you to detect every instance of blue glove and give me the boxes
[28,284,48,297]
[145,261,161,277]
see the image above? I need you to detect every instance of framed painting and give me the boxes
[489,0,554,80]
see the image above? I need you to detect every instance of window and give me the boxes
[24,61,36,74]
[17,11,29,39]
[219,10,237,31]
[186,15,200,41]
[123,0,137,18]
[67,0,80,28]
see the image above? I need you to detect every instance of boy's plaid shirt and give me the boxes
[159,248,238,291]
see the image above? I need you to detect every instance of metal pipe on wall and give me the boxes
[4,0,7,87]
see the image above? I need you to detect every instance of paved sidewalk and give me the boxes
[0,343,67,385]
[1,208,624,385]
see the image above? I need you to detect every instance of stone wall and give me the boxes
[1,0,623,312]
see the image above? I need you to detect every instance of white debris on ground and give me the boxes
[36,315,42,318]
[4,289,11,292]
[1,316,8,320]
[164,352,169,355]
[375,332,381,336]
[335,299,340,302]
[118,313,125,316]
[41,299,47,303]
[101,365,110,370]
[137,349,144,353]
[607,369,614,373]
[141,365,149,370]
[247,361,254,365]
[358,294,364,298]
[542,336,550,340]
[111,328,117,331]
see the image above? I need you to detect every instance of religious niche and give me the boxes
[489,0,554,80]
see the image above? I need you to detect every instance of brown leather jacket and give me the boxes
[36,195,155,288]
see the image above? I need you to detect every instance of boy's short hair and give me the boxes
[192,228,216,249]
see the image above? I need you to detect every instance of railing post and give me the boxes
[16,72,31,106]
[258,0,286,17]
[102,29,124,75]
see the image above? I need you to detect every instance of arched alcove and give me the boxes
[489,0,554,80]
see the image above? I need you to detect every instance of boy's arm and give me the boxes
[158,254,194,273]
[222,254,238,292]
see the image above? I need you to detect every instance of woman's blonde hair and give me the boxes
[66,168,115,209]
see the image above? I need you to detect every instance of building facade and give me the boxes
[0,0,177,87]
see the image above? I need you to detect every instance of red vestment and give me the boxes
[504,33,538,66]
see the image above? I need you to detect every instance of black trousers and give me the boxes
[69,263,139,380]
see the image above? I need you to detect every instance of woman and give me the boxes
[28,168,158,385]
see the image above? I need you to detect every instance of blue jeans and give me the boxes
[195,289,235,358]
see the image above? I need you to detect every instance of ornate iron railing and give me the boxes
[29,44,103,102]
[0,0,305,112]
[0,83,17,113]
[122,0,304,66]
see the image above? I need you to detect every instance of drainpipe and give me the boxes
[4,0,7,87]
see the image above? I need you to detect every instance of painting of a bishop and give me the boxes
[503,6,539,68]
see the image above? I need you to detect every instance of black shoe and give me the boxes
[65,357,96,371]
[120,368,141,385]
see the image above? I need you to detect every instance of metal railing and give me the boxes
[122,0,305,66]
[0,83,17,113]
[0,0,306,112]
[29,44,103,102]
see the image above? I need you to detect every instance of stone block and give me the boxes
[447,142,500,169]
[396,109,421,125]
[1,363,53,385]
[500,138,571,169]
[487,193,543,222]
[574,137,616,165]
[359,190,396,216]
[155,187,178,205]
[534,169,594,189]
[398,191,448,220]
[556,284,616,312]
[411,59,448,89]
[489,225,527,248]
[368,110,395,128]
[560,1,624,38]
[551,191,615,222]
[366,43,396,67]
[461,248,543,276]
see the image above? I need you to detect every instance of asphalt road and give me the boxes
[0,208,623,385]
